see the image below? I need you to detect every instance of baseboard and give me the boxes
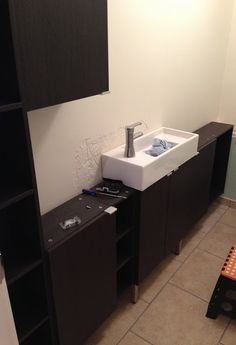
[218,196,236,209]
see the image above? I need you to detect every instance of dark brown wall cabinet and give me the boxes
[8,0,108,110]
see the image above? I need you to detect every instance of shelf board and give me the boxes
[117,280,131,297]
[19,316,49,344]
[0,101,22,113]
[117,252,132,272]
[13,296,48,342]
[0,188,34,211]
[6,258,42,287]
[20,320,52,345]
[116,224,134,242]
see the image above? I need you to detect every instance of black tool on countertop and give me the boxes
[96,178,124,194]
[82,189,127,199]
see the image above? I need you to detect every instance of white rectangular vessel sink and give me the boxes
[102,127,199,191]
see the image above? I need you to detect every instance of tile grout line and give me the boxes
[196,207,236,262]
[115,258,184,345]
[218,220,236,230]
[140,256,186,305]
[115,301,150,345]
[198,248,228,261]
[168,281,210,304]
[130,330,155,345]
[173,209,227,265]
[218,318,231,345]
[116,205,230,345]
[126,254,188,336]
[196,206,229,245]
[170,205,229,266]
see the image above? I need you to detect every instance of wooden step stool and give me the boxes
[206,246,236,319]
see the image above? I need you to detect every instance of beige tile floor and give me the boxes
[86,203,236,345]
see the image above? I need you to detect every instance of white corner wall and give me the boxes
[28,0,234,214]
[219,1,236,127]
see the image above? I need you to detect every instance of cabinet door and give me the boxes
[47,213,116,345]
[166,141,216,253]
[9,0,108,110]
[138,176,169,283]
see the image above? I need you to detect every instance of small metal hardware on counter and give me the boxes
[104,206,117,215]
[59,216,81,230]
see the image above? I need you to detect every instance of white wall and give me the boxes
[219,1,236,127]
[28,0,234,214]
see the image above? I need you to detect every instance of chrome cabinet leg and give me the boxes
[132,285,139,304]
[174,240,183,255]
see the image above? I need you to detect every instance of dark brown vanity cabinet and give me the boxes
[8,0,108,110]
[46,213,117,345]
[137,122,233,284]
[195,122,233,203]
[137,176,169,283]
[166,142,216,254]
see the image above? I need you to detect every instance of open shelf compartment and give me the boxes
[117,232,133,272]
[116,197,135,238]
[8,265,48,342]
[117,261,134,297]
[0,108,33,210]
[0,195,42,284]
[20,320,52,345]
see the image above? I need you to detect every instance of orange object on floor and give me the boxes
[221,246,236,281]
[206,245,236,319]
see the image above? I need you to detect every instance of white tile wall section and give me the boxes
[72,121,149,192]
[72,127,126,193]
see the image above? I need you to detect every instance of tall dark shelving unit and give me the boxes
[0,0,52,344]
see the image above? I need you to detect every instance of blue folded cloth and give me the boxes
[146,139,174,157]
[153,139,172,149]
[148,146,166,156]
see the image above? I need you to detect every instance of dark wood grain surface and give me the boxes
[48,213,116,345]
[138,176,169,283]
[195,121,233,149]
[166,141,216,253]
[9,0,108,110]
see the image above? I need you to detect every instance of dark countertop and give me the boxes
[195,121,233,150]
[42,122,234,250]
[41,185,136,250]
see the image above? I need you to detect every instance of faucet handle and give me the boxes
[126,122,142,130]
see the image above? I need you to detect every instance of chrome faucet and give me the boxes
[124,122,143,158]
